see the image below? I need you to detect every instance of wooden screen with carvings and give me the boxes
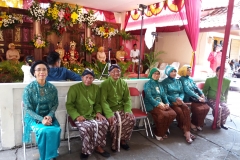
[0,7,34,61]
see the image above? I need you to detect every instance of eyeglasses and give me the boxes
[35,68,47,72]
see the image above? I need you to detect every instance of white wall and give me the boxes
[155,31,193,67]
[154,30,240,76]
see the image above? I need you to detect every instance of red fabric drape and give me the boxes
[102,11,116,23]
[124,11,131,30]
[178,0,201,77]
[120,11,131,45]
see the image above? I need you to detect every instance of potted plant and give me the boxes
[142,51,164,73]
[0,61,24,82]
[117,30,137,44]
[117,61,132,78]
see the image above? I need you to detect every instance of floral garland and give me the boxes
[0,12,23,29]
[84,37,96,55]
[83,10,97,27]
[92,23,118,38]
[28,1,46,21]
[30,34,48,48]
[45,2,97,35]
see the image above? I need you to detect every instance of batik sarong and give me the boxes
[171,104,191,132]
[75,119,109,155]
[191,102,210,127]
[150,107,176,137]
[207,99,230,127]
[110,111,135,152]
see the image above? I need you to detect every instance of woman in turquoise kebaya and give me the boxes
[22,60,61,160]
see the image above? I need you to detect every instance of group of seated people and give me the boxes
[22,53,231,159]
[22,62,135,160]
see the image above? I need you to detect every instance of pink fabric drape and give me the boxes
[177,0,201,77]
[213,0,234,130]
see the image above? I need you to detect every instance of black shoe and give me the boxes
[80,153,89,160]
[221,125,228,130]
[96,150,110,158]
[120,143,130,150]
[111,148,117,152]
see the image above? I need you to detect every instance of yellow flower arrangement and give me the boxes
[46,4,59,20]
[92,23,118,38]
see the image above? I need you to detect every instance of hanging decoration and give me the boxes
[131,9,140,20]
[145,6,153,17]
[149,2,164,15]
[92,23,118,38]
[130,0,185,19]
[166,0,184,12]
[0,12,23,29]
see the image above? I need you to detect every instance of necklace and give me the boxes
[39,88,45,96]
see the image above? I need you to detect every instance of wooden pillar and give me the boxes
[33,21,42,60]
[85,25,92,63]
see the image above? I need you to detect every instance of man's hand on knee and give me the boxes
[107,116,116,125]
[125,112,135,120]
[76,116,85,122]
[95,113,106,121]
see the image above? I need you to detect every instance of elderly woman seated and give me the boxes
[178,65,210,131]
[22,60,61,160]
[161,65,196,144]
[97,46,106,63]
[143,68,177,141]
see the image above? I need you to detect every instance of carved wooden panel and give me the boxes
[42,23,85,61]
[0,23,34,61]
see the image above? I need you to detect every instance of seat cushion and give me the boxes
[132,108,147,119]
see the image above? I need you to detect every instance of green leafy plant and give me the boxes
[0,61,24,82]
[67,63,85,75]
[118,61,132,78]
[143,51,164,72]
[118,30,138,42]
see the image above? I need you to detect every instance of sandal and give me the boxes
[186,138,193,144]
[196,126,202,131]
[163,134,168,139]
[155,135,164,141]
[190,134,196,140]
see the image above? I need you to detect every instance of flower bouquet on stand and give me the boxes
[30,34,48,48]
[83,37,96,55]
